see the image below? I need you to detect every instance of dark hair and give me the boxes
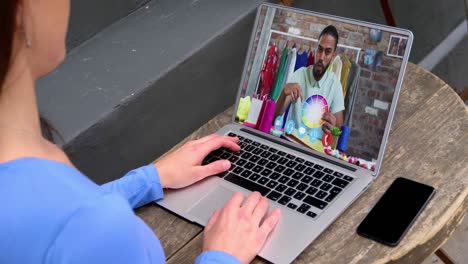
[40,116,64,144]
[0,0,19,90]
[1,1,63,144]
[319,25,339,50]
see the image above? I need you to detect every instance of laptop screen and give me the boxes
[235,5,411,173]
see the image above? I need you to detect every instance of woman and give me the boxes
[0,0,281,263]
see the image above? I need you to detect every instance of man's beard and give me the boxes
[313,60,329,80]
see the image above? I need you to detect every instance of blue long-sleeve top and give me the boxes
[0,158,240,264]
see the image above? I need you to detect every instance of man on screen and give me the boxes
[274,25,344,133]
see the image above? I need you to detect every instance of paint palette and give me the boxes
[301,94,328,128]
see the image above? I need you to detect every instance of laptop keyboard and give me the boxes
[202,132,355,219]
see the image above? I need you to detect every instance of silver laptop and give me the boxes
[158,3,412,263]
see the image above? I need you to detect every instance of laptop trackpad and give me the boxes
[187,186,236,225]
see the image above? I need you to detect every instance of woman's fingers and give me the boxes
[194,134,219,144]
[199,135,240,154]
[206,210,220,231]
[202,194,282,264]
[224,192,245,212]
[258,208,281,242]
[251,197,269,225]
[241,192,262,215]
[193,159,231,180]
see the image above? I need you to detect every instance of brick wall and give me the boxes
[242,8,407,162]
[349,52,402,161]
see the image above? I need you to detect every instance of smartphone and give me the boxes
[357,177,435,246]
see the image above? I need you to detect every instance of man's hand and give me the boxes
[155,134,240,189]
[283,83,304,102]
[274,83,304,117]
[321,112,337,132]
[202,192,281,264]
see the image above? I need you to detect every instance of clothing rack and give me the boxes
[269,29,361,61]
[254,29,361,96]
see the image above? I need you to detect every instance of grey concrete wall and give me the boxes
[38,0,265,144]
[67,0,150,49]
[37,0,265,183]
[433,36,468,94]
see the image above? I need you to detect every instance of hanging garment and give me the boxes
[340,58,352,96]
[294,50,309,71]
[306,50,315,66]
[328,55,342,81]
[259,43,278,98]
[280,47,294,91]
[343,61,361,127]
[271,46,289,101]
[277,48,297,126]
[285,47,297,82]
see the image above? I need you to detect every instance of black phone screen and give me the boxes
[357,177,435,246]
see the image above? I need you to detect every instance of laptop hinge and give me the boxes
[240,128,357,172]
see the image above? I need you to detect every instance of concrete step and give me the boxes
[67,0,150,49]
[37,0,266,184]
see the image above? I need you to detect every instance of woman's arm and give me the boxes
[100,164,163,209]
[100,134,240,209]
[195,250,241,264]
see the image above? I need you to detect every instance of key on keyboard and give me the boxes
[224,173,269,196]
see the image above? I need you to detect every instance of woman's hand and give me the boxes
[155,134,240,189]
[202,192,281,264]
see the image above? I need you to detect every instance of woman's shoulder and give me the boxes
[0,157,95,189]
[0,157,103,221]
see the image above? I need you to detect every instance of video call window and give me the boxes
[235,6,408,172]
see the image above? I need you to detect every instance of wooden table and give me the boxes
[136,63,468,263]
